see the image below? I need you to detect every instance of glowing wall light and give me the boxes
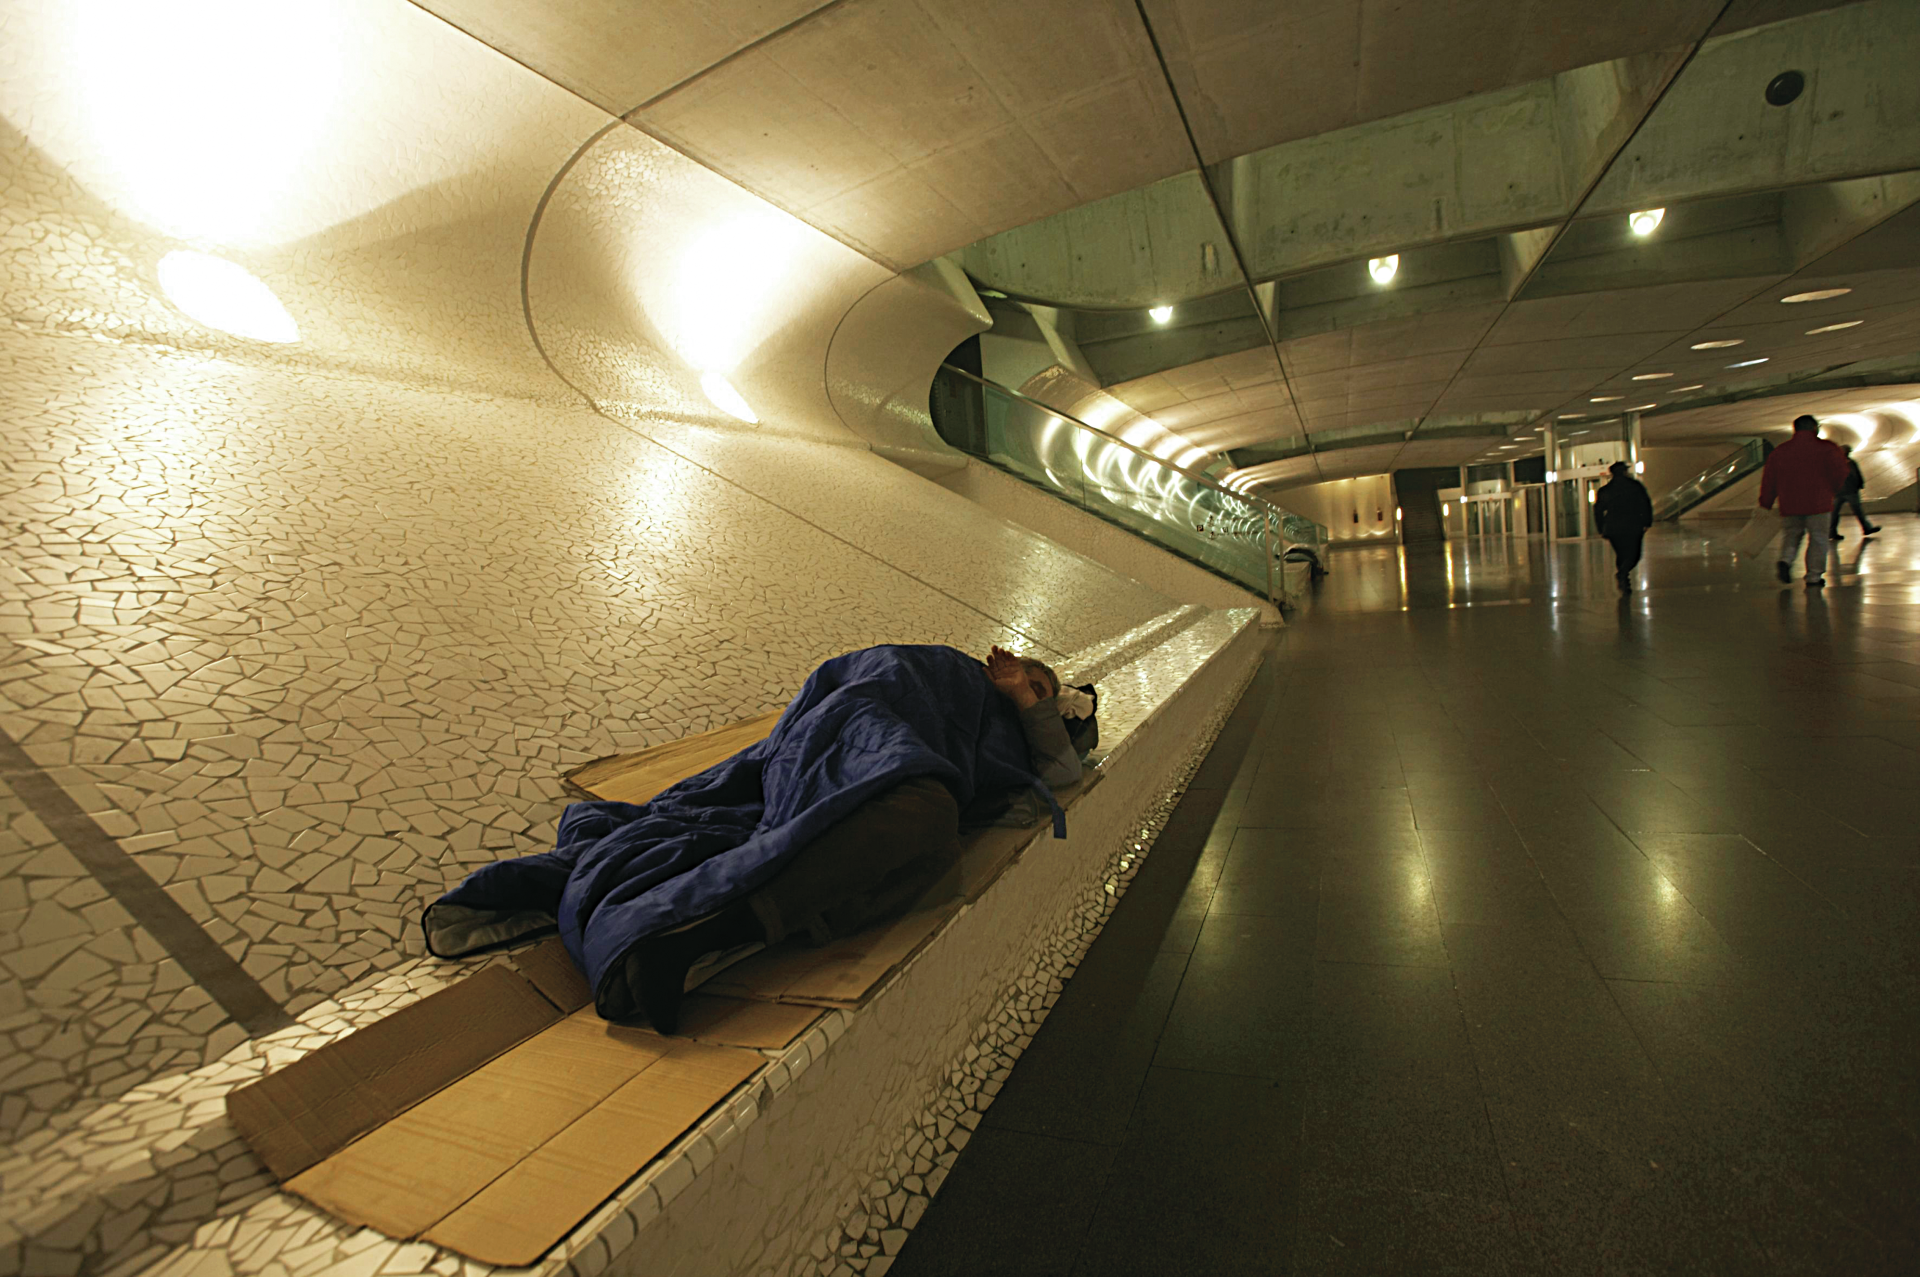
[67,0,348,246]
[1149,305,1174,324]
[156,250,298,342]
[1368,255,1400,285]
[700,371,758,423]
[1628,208,1665,236]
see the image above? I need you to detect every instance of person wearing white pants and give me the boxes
[1758,415,1850,589]
[1776,514,1832,588]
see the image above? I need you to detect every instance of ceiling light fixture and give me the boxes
[700,371,760,423]
[1628,208,1665,236]
[1590,395,1623,402]
[1780,288,1851,303]
[1368,255,1399,285]
[1727,358,1769,368]
[1674,384,1703,392]
[1691,339,1743,349]
[1805,320,1862,335]
[1627,403,1657,411]
[1631,373,1673,380]
[1556,413,1584,420]
[1148,304,1174,324]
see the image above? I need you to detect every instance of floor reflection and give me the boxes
[1303,513,1919,614]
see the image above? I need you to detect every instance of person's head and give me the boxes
[1018,658,1060,702]
[1792,414,1819,432]
[1608,461,1629,477]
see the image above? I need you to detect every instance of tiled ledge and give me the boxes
[0,610,1261,1277]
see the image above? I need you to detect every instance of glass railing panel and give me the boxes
[932,364,1334,601]
[976,377,1270,590]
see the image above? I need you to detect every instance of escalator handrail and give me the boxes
[1653,438,1768,521]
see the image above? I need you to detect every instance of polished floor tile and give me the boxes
[895,523,1920,1275]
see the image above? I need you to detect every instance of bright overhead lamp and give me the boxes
[1628,208,1665,236]
[1148,304,1174,324]
[1691,339,1743,349]
[1674,384,1703,391]
[1780,288,1851,303]
[1590,395,1623,402]
[1630,373,1672,380]
[1556,413,1584,420]
[1368,255,1399,284]
[156,250,298,343]
[1727,358,1769,368]
[1805,320,1862,334]
[1627,403,1657,411]
[700,371,759,423]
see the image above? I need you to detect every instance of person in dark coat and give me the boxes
[1828,445,1881,540]
[1594,461,1654,592]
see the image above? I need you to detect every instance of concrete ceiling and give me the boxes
[412,0,1920,495]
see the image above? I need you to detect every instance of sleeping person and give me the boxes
[423,643,1098,1033]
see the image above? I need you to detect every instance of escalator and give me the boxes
[928,363,1328,604]
[1392,469,1453,543]
[1653,439,1769,521]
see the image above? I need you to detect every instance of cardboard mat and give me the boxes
[226,942,814,1266]
[563,710,782,803]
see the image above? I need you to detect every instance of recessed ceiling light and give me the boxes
[1631,373,1673,380]
[1691,339,1743,349]
[1674,384,1703,392]
[1590,395,1623,402]
[1727,357,1769,368]
[1556,413,1584,420]
[1805,320,1862,334]
[1627,403,1658,411]
[1368,255,1399,284]
[1149,304,1174,324]
[1628,208,1665,236]
[1780,288,1851,303]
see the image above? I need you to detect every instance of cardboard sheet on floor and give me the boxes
[226,953,770,1267]
[564,710,782,803]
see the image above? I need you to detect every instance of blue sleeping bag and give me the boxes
[423,644,1061,1012]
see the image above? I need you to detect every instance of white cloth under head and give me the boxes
[1055,686,1095,720]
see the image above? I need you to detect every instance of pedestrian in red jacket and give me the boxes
[1758,415,1850,588]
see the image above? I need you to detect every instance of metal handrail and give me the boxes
[1652,438,1768,521]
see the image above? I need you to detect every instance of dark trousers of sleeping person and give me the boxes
[1607,528,1645,576]
[1830,491,1872,535]
[747,776,961,946]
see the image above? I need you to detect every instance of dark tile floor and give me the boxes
[892,517,1920,1275]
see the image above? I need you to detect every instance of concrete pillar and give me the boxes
[1543,425,1560,541]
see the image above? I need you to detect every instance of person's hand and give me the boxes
[986,645,1040,709]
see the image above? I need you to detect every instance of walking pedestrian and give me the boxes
[1594,460,1653,592]
[1828,444,1881,540]
[1758,414,1850,588]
